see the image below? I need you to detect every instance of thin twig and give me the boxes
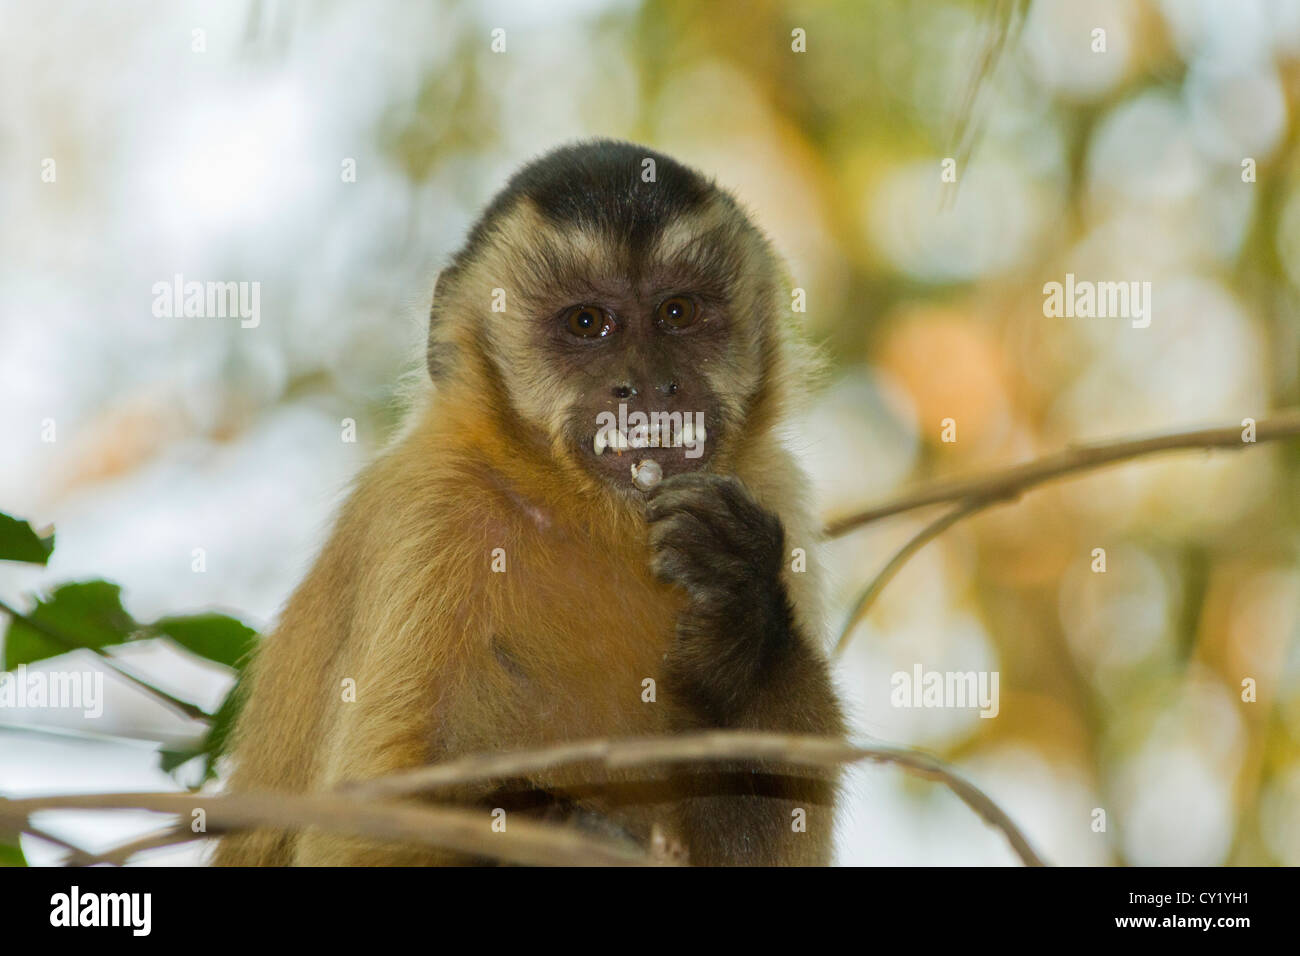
[63,826,201,867]
[824,410,1300,538]
[19,826,85,858]
[0,599,209,722]
[341,730,1046,866]
[834,499,990,656]
[943,0,1028,208]
[0,790,653,868]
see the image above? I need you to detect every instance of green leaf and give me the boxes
[159,677,245,785]
[3,581,137,669]
[204,677,243,760]
[157,749,203,774]
[0,835,27,867]
[0,513,54,565]
[150,613,258,670]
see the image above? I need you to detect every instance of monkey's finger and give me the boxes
[647,510,717,559]
[650,472,766,527]
[646,489,743,547]
[649,544,718,591]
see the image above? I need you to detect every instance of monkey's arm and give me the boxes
[216,459,513,866]
[647,473,846,866]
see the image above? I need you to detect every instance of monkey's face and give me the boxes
[432,142,786,497]
[492,208,775,493]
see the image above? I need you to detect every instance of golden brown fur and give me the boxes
[215,141,844,866]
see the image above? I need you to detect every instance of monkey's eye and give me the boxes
[656,295,699,330]
[563,305,614,339]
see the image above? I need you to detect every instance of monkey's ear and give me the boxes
[426,266,459,380]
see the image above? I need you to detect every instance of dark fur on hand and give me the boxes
[648,473,797,723]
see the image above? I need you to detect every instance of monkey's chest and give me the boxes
[480,535,682,742]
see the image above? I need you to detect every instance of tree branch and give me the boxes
[0,790,653,868]
[340,730,1046,866]
[824,410,1300,538]
[834,499,990,655]
[19,825,86,858]
[62,826,200,867]
[0,731,1044,866]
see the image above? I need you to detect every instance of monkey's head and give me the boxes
[428,140,810,497]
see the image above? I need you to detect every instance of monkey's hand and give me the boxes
[646,473,844,865]
[646,473,798,723]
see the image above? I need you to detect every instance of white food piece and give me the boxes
[594,429,609,455]
[631,458,663,491]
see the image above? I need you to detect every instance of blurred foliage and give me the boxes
[0,839,25,868]
[0,516,54,567]
[1,511,255,810]
[4,0,1300,865]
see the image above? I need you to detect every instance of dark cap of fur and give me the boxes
[428,140,720,379]
[463,139,715,263]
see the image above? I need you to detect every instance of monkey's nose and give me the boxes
[613,380,679,400]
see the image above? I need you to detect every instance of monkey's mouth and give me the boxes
[580,414,716,489]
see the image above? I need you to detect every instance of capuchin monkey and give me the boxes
[214,139,846,866]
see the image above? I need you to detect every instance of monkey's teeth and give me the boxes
[594,430,608,455]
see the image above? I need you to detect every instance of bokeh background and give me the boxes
[3,0,1300,866]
